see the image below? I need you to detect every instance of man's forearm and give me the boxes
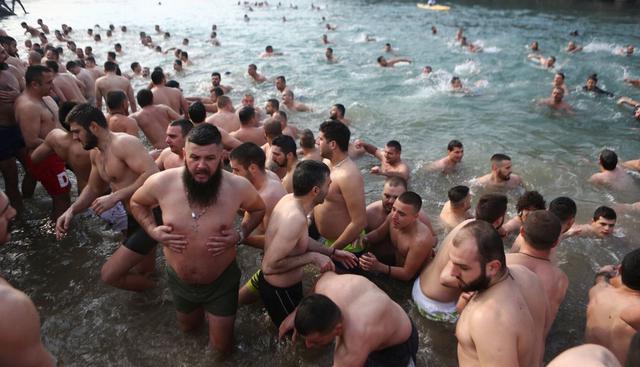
[330,222,364,250]
[263,252,316,275]
[111,172,152,204]
[240,209,265,239]
[130,203,157,234]
[70,186,101,214]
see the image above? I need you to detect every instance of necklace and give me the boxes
[332,156,349,169]
[517,251,550,262]
[188,202,208,231]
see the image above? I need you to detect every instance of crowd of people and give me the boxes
[0,2,639,366]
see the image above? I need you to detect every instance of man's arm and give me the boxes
[94,82,103,110]
[110,136,158,204]
[179,94,189,118]
[330,173,367,250]
[355,140,382,160]
[471,313,521,367]
[30,133,55,163]
[390,234,434,281]
[126,83,137,112]
[379,162,410,181]
[163,104,181,121]
[332,342,370,367]
[617,96,640,108]
[363,215,391,245]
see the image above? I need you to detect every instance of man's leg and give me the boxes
[51,192,71,219]
[176,307,204,332]
[207,313,235,356]
[0,157,23,213]
[100,245,155,291]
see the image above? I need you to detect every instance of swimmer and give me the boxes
[617,44,634,56]
[439,185,472,233]
[282,89,311,112]
[616,96,640,121]
[173,59,183,75]
[182,38,189,46]
[130,89,181,151]
[155,119,193,170]
[422,65,433,75]
[528,54,556,68]
[425,139,464,173]
[95,61,137,112]
[377,56,412,67]
[21,22,40,37]
[209,32,220,46]
[154,24,162,34]
[36,19,49,34]
[589,149,636,192]
[500,190,546,237]
[623,78,640,88]
[206,96,241,132]
[473,153,525,190]
[180,51,192,66]
[529,40,539,53]
[325,23,336,31]
[566,41,583,53]
[150,70,189,117]
[460,37,481,53]
[211,71,232,94]
[383,43,394,53]
[539,87,574,113]
[584,74,614,97]
[275,75,287,93]
[564,206,616,238]
[553,72,569,95]
[455,27,463,43]
[431,26,437,35]
[325,47,336,62]
[230,106,266,146]
[260,45,283,57]
[299,129,322,162]
[329,103,350,125]
[105,91,138,136]
[354,139,411,181]
[450,76,471,93]
[321,34,330,44]
[244,14,250,22]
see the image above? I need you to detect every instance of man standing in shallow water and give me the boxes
[474,153,525,190]
[425,139,464,173]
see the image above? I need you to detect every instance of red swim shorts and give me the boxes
[25,153,71,196]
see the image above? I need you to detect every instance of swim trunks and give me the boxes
[166,261,240,317]
[323,230,366,253]
[412,277,458,323]
[123,207,162,255]
[365,319,419,367]
[244,269,262,295]
[24,153,70,196]
[0,125,24,161]
[257,271,303,327]
[90,200,128,232]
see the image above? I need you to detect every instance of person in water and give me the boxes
[583,74,613,97]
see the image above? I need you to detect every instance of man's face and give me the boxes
[165,126,185,154]
[329,106,340,120]
[6,41,17,56]
[173,62,182,72]
[382,184,404,213]
[271,146,287,167]
[70,122,99,150]
[45,50,57,61]
[265,101,276,115]
[586,79,596,90]
[547,59,555,68]
[242,95,254,107]
[248,66,256,75]
[553,74,563,86]
[591,217,615,237]
[0,192,17,244]
[451,79,462,89]
[142,67,150,77]
[229,159,253,182]
[275,78,285,91]
[185,142,223,183]
[33,72,54,96]
[552,88,564,103]
[317,131,332,159]
[383,146,400,164]
[211,75,221,86]
[282,91,293,104]
[494,160,512,181]
[312,175,331,205]
[448,239,490,292]
[391,200,417,229]
[448,147,464,163]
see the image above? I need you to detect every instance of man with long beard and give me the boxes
[129,123,265,356]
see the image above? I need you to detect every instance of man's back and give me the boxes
[206,110,241,133]
[151,85,182,114]
[131,105,178,149]
[230,126,266,146]
[54,73,85,102]
[590,168,637,192]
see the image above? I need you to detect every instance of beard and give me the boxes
[459,266,491,292]
[0,62,7,71]
[497,171,511,181]
[83,130,98,150]
[182,162,223,206]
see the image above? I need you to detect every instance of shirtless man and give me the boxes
[564,206,616,238]
[106,91,138,136]
[247,64,266,83]
[275,76,287,93]
[0,36,27,86]
[130,89,180,151]
[129,123,265,355]
[16,65,71,217]
[156,119,192,171]
[272,110,300,138]
[451,76,471,93]
[547,344,622,367]
[37,19,50,34]
[616,96,640,121]
[259,161,358,327]
[325,47,336,62]
[84,56,104,81]
[281,89,311,112]
[474,153,525,190]
[206,96,240,133]
[506,211,568,335]
[446,220,547,367]
[299,129,321,161]
[553,72,569,95]
[150,70,189,117]
[440,185,472,232]
[589,149,636,192]
[260,45,283,58]
[413,194,507,323]
[529,54,556,68]
[21,22,41,37]
[376,56,411,67]
[211,72,232,94]
[586,249,640,365]
[0,191,56,366]
[584,74,614,97]
[239,93,264,122]
[313,120,367,256]
[500,190,546,237]
[44,49,66,73]
[425,139,464,173]
[45,61,85,103]
[279,272,419,367]
[95,61,136,113]
[361,191,435,281]
[271,134,298,192]
[539,87,574,113]
[329,103,350,125]
[355,139,411,181]
[230,106,266,146]
[66,61,96,105]
[566,41,583,54]
[56,103,160,291]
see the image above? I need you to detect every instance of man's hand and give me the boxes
[360,252,383,272]
[353,139,363,150]
[370,166,381,175]
[312,253,335,272]
[206,226,240,257]
[90,194,118,215]
[597,264,620,278]
[55,209,74,240]
[332,250,357,269]
[278,311,298,341]
[151,225,187,253]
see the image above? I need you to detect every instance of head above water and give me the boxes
[599,149,617,171]
[318,119,350,153]
[291,160,331,205]
[448,185,470,209]
[620,248,640,291]
[591,206,616,237]
[475,193,508,228]
[522,210,561,251]
[490,153,512,181]
[548,196,577,232]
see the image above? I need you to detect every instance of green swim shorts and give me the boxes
[324,230,366,253]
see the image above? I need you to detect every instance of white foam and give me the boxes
[454,60,480,75]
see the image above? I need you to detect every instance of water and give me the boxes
[1,0,640,365]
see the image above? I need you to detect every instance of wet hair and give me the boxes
[447,139,463,151]
[0,35,15,46]
[264,118,283,139]
[587,73,598,82]
[448,185,470,206]
[454,220,506,271]
[398,191,422,212]
[274,110,287,122]
[555,72,565,80]
[295,294,341,337]
[131,62,140,71]
[593,206,616,221]
[386,140,401,152]
[187,123,222,146]
[599,149,618,170]
[319,120,350,152]
[267,98,280,111]
[25,65,51,85]
[45,60,59,73]
[46,48,59,59]
[332,103,345,117]
[104,61,117,72]
[107,51,116,60]
[265,45,273,52]
[292,160,330,197]
[86,56,96,64]
[211,71,221,79]
[248,63,257,70]
[516,191,546,213]
[65,61,78,71]
[188,101,206,124]
[151,69,165,84]
[230,142,266,171]
[275,75,286,84]
[169,119,194,137]
[174,59,182,66]
[136,89,153,107]
[620,248,640,291]
[491,153,511,163]
[181,51,188,59]
[377,56,385,63]
[475,193,508,224]
[451,76,460,84]
[106,90,127,110]
[212,87,224,97]
[58,102,78,130]
[66,103,108,129]
[272,135,297,157]
[300,129,315,149]
[548,197,577,223]
[385,176,408,190]
[216,95,231,109]
[238,106,256,125]
[166,80,180,89]
[522,210,561,250]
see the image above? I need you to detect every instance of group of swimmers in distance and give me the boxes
[0,2,639,366]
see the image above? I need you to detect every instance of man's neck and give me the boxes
[519,243,551,261]
[295,195,316,215]
[252,170,268,191]
[330,150,348,166]
[287,158,298,172]
[96,130,112,152]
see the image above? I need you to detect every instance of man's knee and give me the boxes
[100,261,123,287]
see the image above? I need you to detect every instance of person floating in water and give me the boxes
[583,74,613,97]
[528,54,556,68]
[566,41,582,54]
[377,56,412,67]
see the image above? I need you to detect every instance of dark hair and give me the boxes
[230,142,266,171]
[599,149,618,171]
[267,98,280,111]
[292,160,330,197]
[188,101,206,123]
[212,87,224,97]
[169,119,194,137]
[295,294,341,336]
[300,129,315,149]
[136,89,153,107]
[272,135,297,157]
[377,56,385,63]
[556,72,565,80]
[491,153,511,163]
[174,59,182,66]
[264,118,283,139]
[522,210,561,250]
[398,191,422,212]
[248,63,257,70]
[332,103,345,117]
[58,101,78,130]
[274,110,287,122]
[385,176,408,190]
[620,248,640,291]
[275,75,285,83]
[25,65,51,85]
[44,60,59,73]
[454,220,505,271]
[451,76,460,84]
[166,80,180,89]
[238,106,256,125]
[448,185,470,205]
[131,62,140,71]
[0,35,15,46]
[181,51,188,58]
[115,43,122,49]
[86,56,96,64]
[549,197,577,223]
[187,123,222,146]
[151,69,165,84]
[66,103,108,129]
[216,95,231,109]
[319,120,350,152]
[211,71,221,78]
[626,333,640,367]
[587,73,598,82]
[386,140,401,152]
[65,60,78,70]
[106,90,127,110]
[107,51,116,60]
[104,61,117,72]
[46,48,59,59]
[516,191,546,213]
[593,206,616,221]
[475,193,508,224]
[447,139,463,151]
